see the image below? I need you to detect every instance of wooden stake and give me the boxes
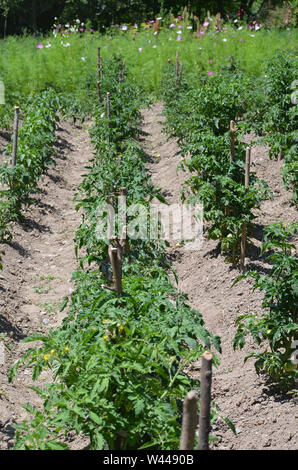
[106,92,111,123]
[109,246,122,295]
[240,147,251,272]
[123,58,126,74]
[278,147,283,162]
[198,351,213,450]
[97,47,102,77]
[180,390,198,450]
[230,120,236,162]
[12,106,20,167]
[179,62,183,85]
[175,50,179,77]
[96,47,102,103]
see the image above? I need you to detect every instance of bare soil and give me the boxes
[141,102,297,451]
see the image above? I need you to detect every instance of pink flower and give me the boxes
[248,25,253,30]
[209,59,213,63]
[178,25,183,29]
[208,71,213,76]
[176,36,182,41]
[138,47,142,52]
[200,30,205,35]
[169,23,175,28]
[203,21,209,27]
[37,44,44,49]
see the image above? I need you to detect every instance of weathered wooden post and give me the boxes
[198,351,213,450]
[230,120,236,162]
[106,92,111,123]
[180,390,198,450]
[240,147,251,272]
[97,47,102,104]
[12,106,20,167]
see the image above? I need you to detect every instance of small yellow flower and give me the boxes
[64,347,70,353]
[44,354,50,361]
[103,335,109,341]
[119,325,124,332]
[155,154,161,158]
[50,349,55,355]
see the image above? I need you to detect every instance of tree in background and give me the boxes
[0,0,294,36]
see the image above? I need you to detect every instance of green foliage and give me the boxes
[161,63,271,263]
[233,222,298,389]
[9,54,224,450]
[0,89,62,245]
[262,51,298,202]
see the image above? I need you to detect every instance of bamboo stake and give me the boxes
[96,47,102,103]
[198,351,213,450]
[97,47,102,77]
[230,120,236,162]
[180,390,198,450]
[12,106,20,167]
[109,246,122,295]
[106,92,111,123]
[240,147,251,272]
[179,62,183,86]
[175,50,179,77]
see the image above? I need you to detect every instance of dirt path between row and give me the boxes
[0,119,93,449]
[141,102,297,450]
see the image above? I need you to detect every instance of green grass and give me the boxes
[0,24,297,121]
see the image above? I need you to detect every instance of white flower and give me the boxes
[222,38,227,42]
[81,56,86,61]
[157,17,162,20]
[122,25,128,31]
[255,25,260,30]
[177,30,182,34]
[234,19,238,23]
[76,19,80,24]
[154,31,158,35]
[238,26,243,30]
[64,42,71,47]
[100,112,105,118]
[152,45,157,48]
[65,24,70,28]
[45,43,51,48]
[187,26,192,29]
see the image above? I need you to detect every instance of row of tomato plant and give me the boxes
[261,52,298,204]
[9,55,233,450]
[0,90,64,264]
[160,60,271,264]
[161,56,297,389]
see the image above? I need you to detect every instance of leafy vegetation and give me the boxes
[0,89,62,250]
[233,222,298,388]
[9,55,226,450]
[261,51,298,203]
[161,62,271,263]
